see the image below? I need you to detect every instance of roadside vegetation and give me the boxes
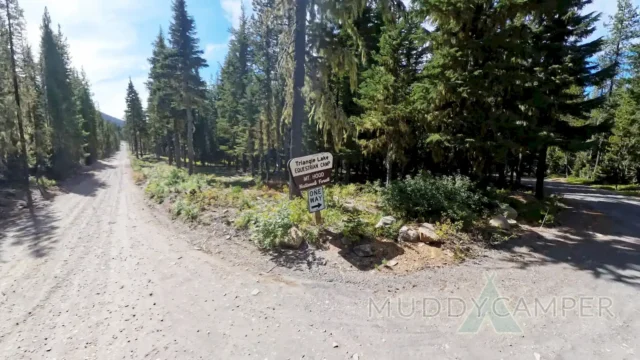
[132,156,562,267]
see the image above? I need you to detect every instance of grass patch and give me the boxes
[564,177,594,185]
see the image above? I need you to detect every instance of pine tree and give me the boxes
[592,0,640,178]
[354,12,424,186]
[124,79,146,158]
[526,0,614,198]
[1,0,31,205]
[601,0,640,95]
[251,0,279,179]
[168,0,208,175]
[147,28,175,162]
[72,70,99,164]
[413,0,530,180]
[40,8,77,177]
[217,8,250,170]
[21,43,48,179]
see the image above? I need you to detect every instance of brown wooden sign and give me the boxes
[288,152,333,190]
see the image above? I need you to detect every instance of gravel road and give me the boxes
[1,146,638,359]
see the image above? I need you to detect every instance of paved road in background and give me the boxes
[0,148,638,359]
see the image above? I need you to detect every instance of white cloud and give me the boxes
[220,0,251,28]
[21,0,164,118]
[205,42,227,58]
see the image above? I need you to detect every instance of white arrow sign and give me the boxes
[307,187,326,213]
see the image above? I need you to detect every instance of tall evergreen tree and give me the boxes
[217,8,251,170]
[1,0,31,205]
[124,79,146,159]
[21,44,48,179]
[147,28,175,162]
[526,0,614,198]
[354,12,424,186]
[168,0,208,175]
[40,8,77,177]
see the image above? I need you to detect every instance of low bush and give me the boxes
[501,192,562,225]
[30,176,57,189]
[247,202,294,248]
[171,199,200,221]
[382,174,490,223]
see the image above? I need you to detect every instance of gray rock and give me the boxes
[251,289,260,296]
[507,219,518,226]
[375,216,396,228]
[418,223,441,243]
[501,204,518,220]
[489,215,510,230]
[353,244,375,257]
[398,226,419,242]
[332,342,339,348]
[386,259,398,267]
[353,354,360,360]
[281,227,304,248]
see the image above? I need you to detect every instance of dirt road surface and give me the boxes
[1,146,639,359]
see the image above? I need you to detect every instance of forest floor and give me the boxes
[0,144,639,359]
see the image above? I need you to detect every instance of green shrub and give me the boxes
[341,212,369,244]
[145,182,168,203]
[30,176,57,189]
[382,174,489,223]
[171,199,200,221]
[250,202,294,248]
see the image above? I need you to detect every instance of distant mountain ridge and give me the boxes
[101,112,124,127]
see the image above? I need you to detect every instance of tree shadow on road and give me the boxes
[0,157,116,262]
[57,159,115,197]
[0,200,59,261]
[495,192,640,288]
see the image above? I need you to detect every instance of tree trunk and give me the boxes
[186,103,195,175]
[385,148,393,187]
[515,151,523,187]
[288,0,307,199]
[535,146,548,200]
[497,163,506,188]
[30,106,43,180]
[174,120,182,168]
[592,137,604,180]
[5,0,32,207]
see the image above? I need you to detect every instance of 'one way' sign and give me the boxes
[307,187,326,213]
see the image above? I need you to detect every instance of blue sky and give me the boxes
[20,0,627,119]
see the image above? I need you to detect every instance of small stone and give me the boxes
[225,235,231,240]
[352,354,360,360]
[251,289,260,296]
[489,215,510,230]
[375,216,396,228]
[397,226,419,242]
[332,342,339,348]
[418,223,441,244]
[501,204,518,220]
[353,244,374,257]
[386,259,398,267]
[534,353,541,360]
[282,227,304,248]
